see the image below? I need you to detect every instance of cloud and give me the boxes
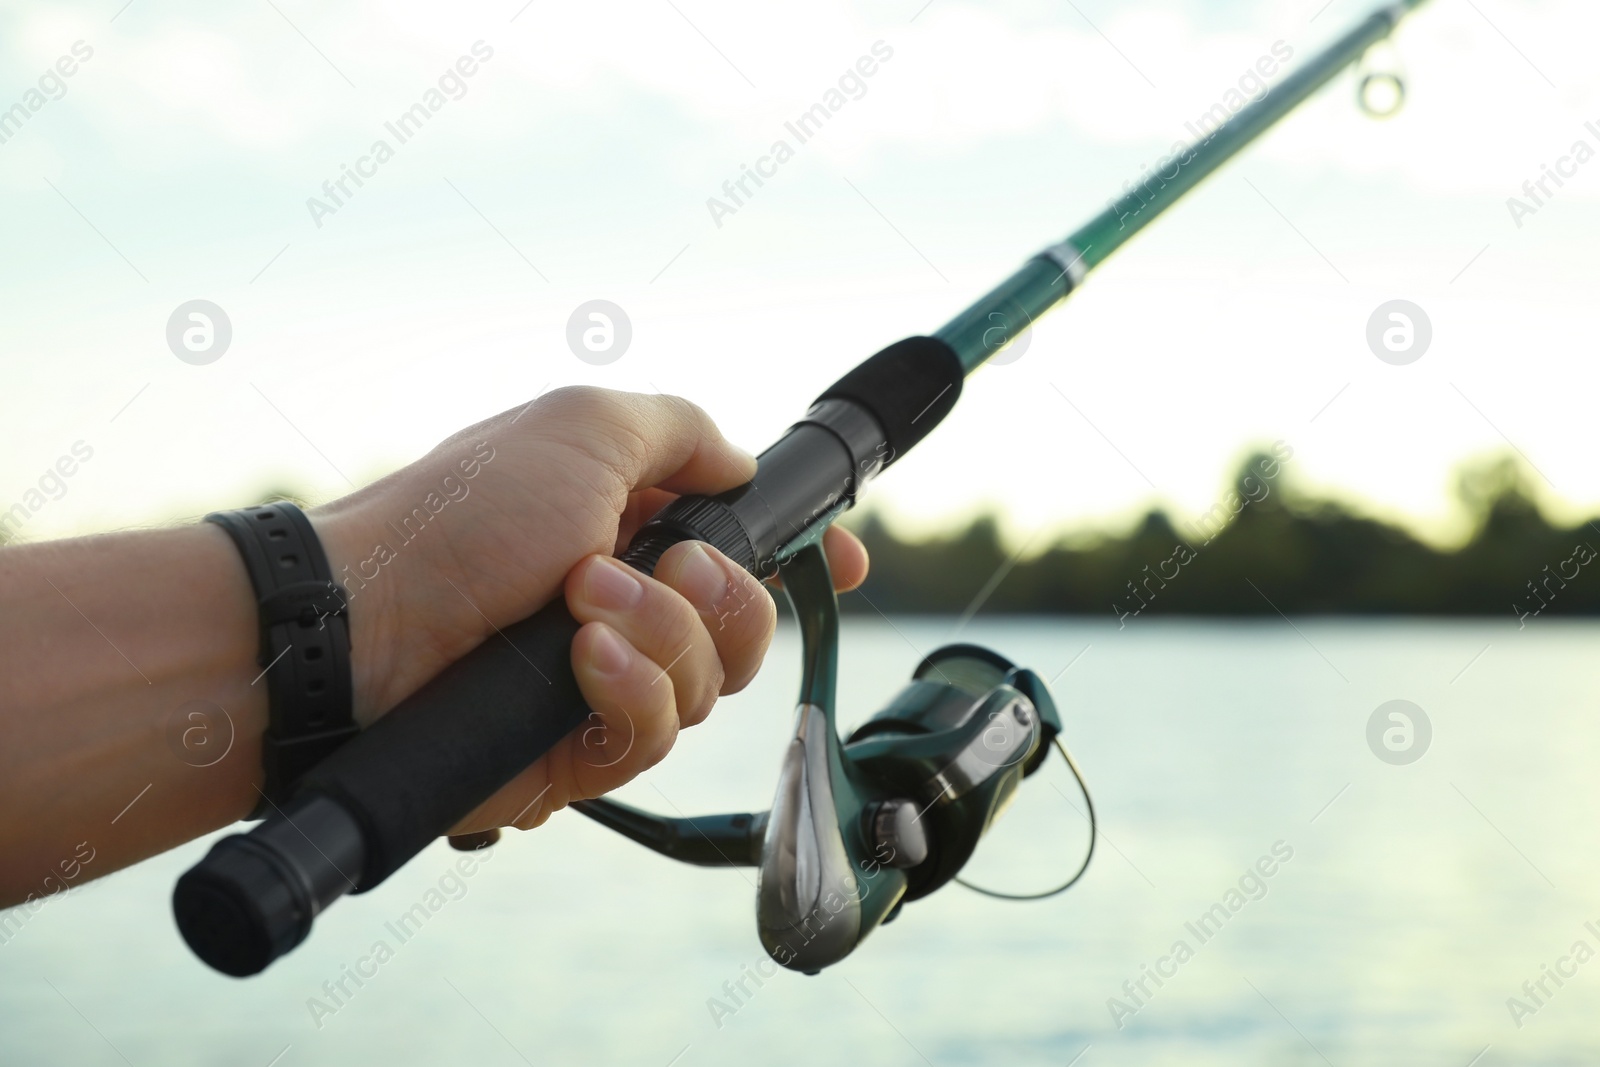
[4,0,1587,205]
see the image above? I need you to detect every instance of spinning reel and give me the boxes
[573,540,1093,973]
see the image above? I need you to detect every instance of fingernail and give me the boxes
[677,542,731,609]
[586,557,644,611]
[589,625,631,677]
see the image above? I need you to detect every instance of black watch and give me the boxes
[206,502,359,817]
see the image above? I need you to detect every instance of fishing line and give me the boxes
[956,737,1097,901]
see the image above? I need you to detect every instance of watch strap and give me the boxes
[205,502,358,816]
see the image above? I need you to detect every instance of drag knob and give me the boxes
[869,799,930,869]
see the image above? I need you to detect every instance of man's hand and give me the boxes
[311,386,868,833]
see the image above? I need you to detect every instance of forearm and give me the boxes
[0,524,267,905]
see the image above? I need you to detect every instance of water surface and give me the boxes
[3,619,1595,1065]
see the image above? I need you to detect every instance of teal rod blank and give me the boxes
[935,0,1430,374]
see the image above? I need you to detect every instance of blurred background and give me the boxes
[4,0,1599,1063]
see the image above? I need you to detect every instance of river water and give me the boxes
[3,618,1597,1065]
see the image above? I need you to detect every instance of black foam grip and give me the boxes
[296,598,587,888]
[816,336,962,465]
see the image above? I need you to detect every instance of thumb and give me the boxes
[576,389,757,495]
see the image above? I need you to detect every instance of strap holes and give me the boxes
[255,510,275,520]
[268,529,288,541]
[278,554,298,569]
[308,679,325,694]
[304,646,323,661]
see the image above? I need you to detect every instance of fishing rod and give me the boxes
[173,0,1431,977]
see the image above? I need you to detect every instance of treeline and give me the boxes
[839,453,1597,618]
[8,452,1587,619]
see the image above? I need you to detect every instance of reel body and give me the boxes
[576,539,1071,973]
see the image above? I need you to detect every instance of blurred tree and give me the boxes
[840,449,1597,618]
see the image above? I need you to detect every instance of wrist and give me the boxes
[305,500,399,724]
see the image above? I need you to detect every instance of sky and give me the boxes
[1,0,1597,549]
